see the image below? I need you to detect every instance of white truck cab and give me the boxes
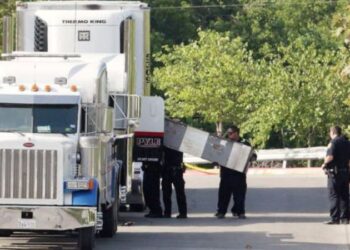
[0,55,119,248]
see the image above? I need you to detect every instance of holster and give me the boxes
[325,168,335,178]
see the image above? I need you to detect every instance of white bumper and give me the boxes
[0,206,96,231]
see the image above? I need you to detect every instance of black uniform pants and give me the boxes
[328,174,349,221]
[217,171,247,215]
[143,169,163,215]
[162,168,187,216]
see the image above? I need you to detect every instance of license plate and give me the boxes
[18,219,36,229]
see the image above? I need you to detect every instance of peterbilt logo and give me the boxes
[23,142,34,148]
[62,19,107,24]
[136,138,161,148]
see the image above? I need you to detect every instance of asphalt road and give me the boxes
[1,169,350,250]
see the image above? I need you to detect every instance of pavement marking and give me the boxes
[184,163,218,175]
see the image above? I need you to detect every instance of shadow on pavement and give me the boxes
[0,232,77,250]
[119,213,329,227]
[97,231,349,250]
[186,187,328,214]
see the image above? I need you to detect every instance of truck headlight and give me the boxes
[70,152,81,164]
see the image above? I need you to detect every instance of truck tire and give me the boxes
[78,227,95,250]
[130,204,145,212]
[0,230,12,237]
[119,204,128,212]
[100,187,119,237]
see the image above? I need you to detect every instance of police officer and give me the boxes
[215,125,252,219]
[143,163,163,218]
[322,126,350,224]
[162,146,187,219]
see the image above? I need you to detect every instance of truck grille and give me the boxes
[0,149,58,200]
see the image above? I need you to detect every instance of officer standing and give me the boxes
[215,125,252,219]
[322,126,350,224]
[143,163,163,218]
[162,146,187,219]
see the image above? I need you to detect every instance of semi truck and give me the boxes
[0,1,253,249]
[0,1,164,249]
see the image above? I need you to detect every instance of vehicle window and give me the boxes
[0,104,78,134]
[33,105,78,134]
[0,104,32,132]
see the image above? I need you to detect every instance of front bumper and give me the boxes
[0,206,96,231]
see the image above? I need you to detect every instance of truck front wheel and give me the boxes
[100,198,119,237]
[100,183,119,237]
[130,204,145,212]
[78,227,95,250]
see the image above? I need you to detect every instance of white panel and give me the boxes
[135,96,164,133]
[48,26,118,53]
[104,55,126,93]
[164,119,253,173]
[179,127,208,158]
[226,143,252,172]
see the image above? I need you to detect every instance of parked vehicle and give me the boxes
[0,1,163,249]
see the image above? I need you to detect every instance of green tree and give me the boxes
[242,38,350,147]
[145,0,242,53]
[229,0,339,58]
[153,30,255,135]
[0,0,16,52]
[143,0,197,54]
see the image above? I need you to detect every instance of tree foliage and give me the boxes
[229,0,339,58]
[242,39,350,147]
[0,0,16,52]
[153,30,256,135]
[153,1,350,148]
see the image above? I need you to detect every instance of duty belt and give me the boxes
[336,168,348,172]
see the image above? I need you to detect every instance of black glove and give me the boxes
[250,153,257,162]
[182,163,186,173]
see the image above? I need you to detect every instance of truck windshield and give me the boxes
[0,104,78,134]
